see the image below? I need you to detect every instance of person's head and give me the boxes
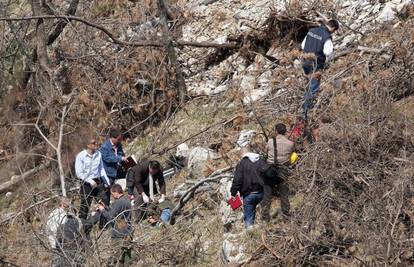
[326,19,339,34]
[86,138,99,153]
[275,123,287,136]
[110,184,124,199]
[59,197,71,210]
[148,160,161,175]
[109,128,123,145]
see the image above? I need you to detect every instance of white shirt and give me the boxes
[75,150,110,185]
[301,36,334,58]
[46,207,67,249]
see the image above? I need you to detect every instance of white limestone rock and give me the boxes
[187,147,219,177]
[236,130,256,147]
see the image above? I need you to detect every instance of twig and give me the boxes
[0,163,49,194]
[0,186,79,225]
[151,115,238,156]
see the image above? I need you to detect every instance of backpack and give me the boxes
[259,137,285,184]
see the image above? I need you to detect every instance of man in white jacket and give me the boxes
[46,197,70,249]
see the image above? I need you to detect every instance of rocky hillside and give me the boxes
[1,0,414,266]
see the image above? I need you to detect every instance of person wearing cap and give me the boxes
[301,19,339,119]
[127,160,166,223]
[261,123,295,222]
[76,138,110,220]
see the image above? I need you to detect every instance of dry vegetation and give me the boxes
[0,0,414,266]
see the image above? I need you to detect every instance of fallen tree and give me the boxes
[170,165,233,225]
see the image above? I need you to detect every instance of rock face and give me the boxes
[221,233,247,264]
[219,176,243,226]
[187,147,219,177]
[219,175,246,265]
[236,130,256,147]
[180,0,414,101]
[176,143,190,158]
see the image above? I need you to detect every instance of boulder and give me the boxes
[377,3,396,22]
[236,130,256,147]
[219,176,243,226]
[221,233,247,264]
[176,143,190,158]
[187,147,219,177]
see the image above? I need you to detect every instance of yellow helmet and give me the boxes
[290,152,299,165]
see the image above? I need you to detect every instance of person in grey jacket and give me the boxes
[96,184,133,266]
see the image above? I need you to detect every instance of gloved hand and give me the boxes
[158,194,165,203]
[142,193,150,203]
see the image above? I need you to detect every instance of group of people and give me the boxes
[45,18,340,265]
[47,129,172,266]
[230,123,294,228]
[230,19,340,227]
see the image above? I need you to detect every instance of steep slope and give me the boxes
[0,0,414,266]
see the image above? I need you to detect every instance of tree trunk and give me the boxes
[20,0,79,89]
[157,0,187,105]
[31,0,50,75]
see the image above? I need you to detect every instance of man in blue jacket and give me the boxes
[301,19,339,119]
[100,128,128,205]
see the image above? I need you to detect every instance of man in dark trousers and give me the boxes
[127,160,166,223]
[100,128,128,205]
[75,138,110,220]
[96,184,133,267]
[301,19,339,119]
[230,145,265,228]
[261,123,294,222]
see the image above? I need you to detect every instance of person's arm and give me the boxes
[323,39,334,58]
[266,140,271,160]
[101,205,119,221]
[158,172,166,195]
[134,169,145,195]
[230,162,243,197]
[119,144,125,157]
[126,168,135,196]
[301,36,307,50]
[100,142,122,163]
[100,199,129,222]
[99,156,111,186]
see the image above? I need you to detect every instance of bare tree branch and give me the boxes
[0,15,240,49]
[170,166,233,225]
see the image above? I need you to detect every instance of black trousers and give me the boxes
[261,181,290,221]
[79,181,107,220]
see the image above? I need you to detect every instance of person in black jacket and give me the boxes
[230,146,265,227]
[96,184,133,267]
[126,160,166,223]
[301,19,339,119]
